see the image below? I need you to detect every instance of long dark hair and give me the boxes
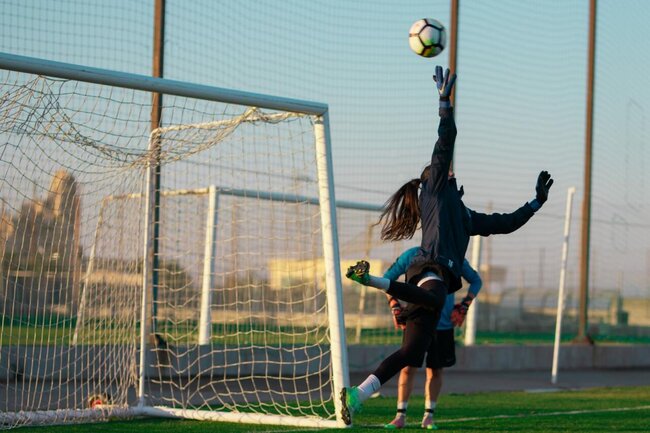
[377,165,430,241]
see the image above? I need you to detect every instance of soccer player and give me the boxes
[339,66,553,425]
[383,247,482,430]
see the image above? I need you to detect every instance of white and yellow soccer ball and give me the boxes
[408,18,446,58]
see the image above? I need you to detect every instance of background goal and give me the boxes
[0,54,347,429]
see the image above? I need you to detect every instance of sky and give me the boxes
[0,0,649,301]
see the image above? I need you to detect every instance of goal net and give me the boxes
[0,55,347,429]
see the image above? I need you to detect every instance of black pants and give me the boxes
[373,278,447,384]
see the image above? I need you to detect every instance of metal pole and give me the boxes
[552,187,576,384]
[150,0,165,339]
[199,186,218,345]
[484,201,493,330]
[448,0,459,107]
[448,0,460,172]
[138,134,158,407]
[0,52,328,115]
[465,236,481,346]
[137,0,166,407]
[314,112,349,426]
[578,0,596,343]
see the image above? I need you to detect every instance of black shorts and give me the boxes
[425,328,456,369]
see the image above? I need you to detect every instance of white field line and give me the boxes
[198,405,650,432]
[439,405,650,424]
[257,429,319,433]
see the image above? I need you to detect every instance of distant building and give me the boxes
[268,258,384,291]
[0,169,81,316]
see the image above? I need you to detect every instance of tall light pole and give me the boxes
[577,0,597,343]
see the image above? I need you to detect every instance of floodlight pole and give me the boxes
[449,0,459,107]
[150,0,165,337]
[448,0,460,172]
[138,0,165,408]
[577,0,596,343]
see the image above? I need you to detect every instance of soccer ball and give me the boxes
[408,18,446,58]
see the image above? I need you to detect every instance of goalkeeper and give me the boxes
[383,248,481,430]
[340,66,554,426]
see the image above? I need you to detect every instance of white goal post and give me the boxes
[0,52,349,429]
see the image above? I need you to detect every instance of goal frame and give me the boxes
[0,52,349,428]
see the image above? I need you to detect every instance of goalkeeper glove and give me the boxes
[451,295,473,327]
[433,65,457,108]
[388,297,405,330]
[535,170,554,205]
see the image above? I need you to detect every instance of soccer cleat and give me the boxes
[421,414,438,430]
[384,416,406,429]
[339,386,363,425]
[339,387,351,425]
[346,260,370,285]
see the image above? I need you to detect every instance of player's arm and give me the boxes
[451,259,482,327]
[462,259,482,299]
[468,171,553,236]
[382,247,419,329]
[427,66,457,193]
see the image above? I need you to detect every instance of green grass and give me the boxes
[473,331,650,345]
[11,386,650,432]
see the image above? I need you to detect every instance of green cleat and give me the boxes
[346,260,370,285]
[339,386,363,425]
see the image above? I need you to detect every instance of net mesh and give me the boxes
[0,71,336,427]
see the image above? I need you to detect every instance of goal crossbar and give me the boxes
[0,52,327,115]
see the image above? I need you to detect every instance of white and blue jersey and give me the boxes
[383,247,482,330]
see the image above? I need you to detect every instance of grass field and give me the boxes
[12,386,650,432]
